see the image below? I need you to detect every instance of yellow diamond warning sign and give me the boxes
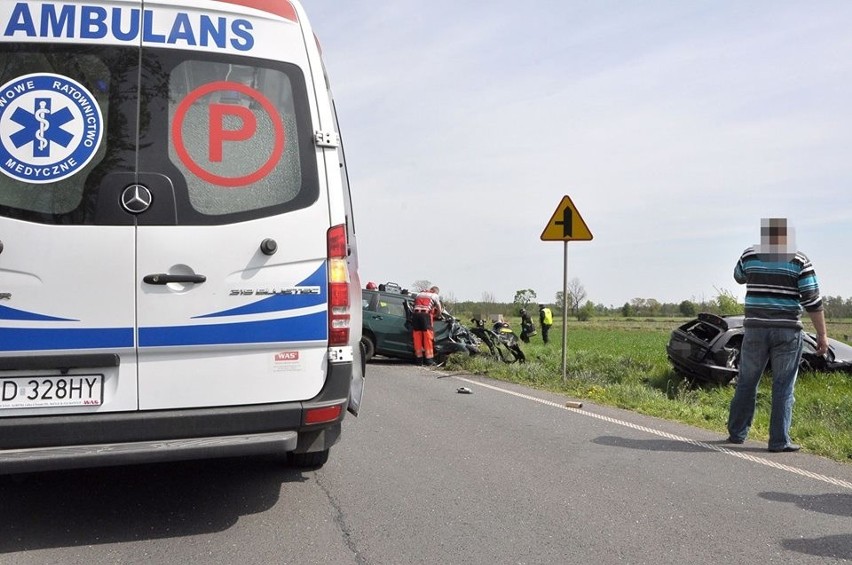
[540,195,593,241]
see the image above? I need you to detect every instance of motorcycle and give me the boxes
[436,312,481,361]
[469,318,526,364]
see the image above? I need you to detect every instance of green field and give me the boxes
[445,317,852,463]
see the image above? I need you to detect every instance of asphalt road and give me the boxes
[2,360,850,564]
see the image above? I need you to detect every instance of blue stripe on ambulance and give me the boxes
[0,327,133,351]
[0,305,77,322]
[138,310,327,347]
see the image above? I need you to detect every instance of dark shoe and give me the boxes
[415,358,424,366]
[726,436,745,444]
[424,358,436,366]
[768,443,800,453]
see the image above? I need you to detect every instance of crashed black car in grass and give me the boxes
[666,312,852,385]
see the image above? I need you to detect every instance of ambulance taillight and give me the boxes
[327,224,350,346]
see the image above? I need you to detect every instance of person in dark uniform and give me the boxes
[519,308,536,343]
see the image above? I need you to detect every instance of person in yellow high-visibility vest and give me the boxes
[539,304,553,344]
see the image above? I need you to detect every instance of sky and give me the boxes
[301,1,852,307]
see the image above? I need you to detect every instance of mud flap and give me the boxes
[348,341,366,416]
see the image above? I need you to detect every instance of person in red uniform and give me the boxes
[411,286,442,366]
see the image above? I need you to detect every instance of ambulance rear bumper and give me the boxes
[0,361,352,475]
[0,430,299,475]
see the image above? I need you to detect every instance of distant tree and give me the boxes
[513,289,537,309]
[411,279,432,292]
[621,302,635,317]
[477,291,498,321]
[566,278,587,318]
[555,291,565,312]
[660,302,679,317]
[577,301,595,322]
[630,298,646,315]
[823,295,848,319]
[679,300,697,317]
[645,298,661,317]
[442,291,456,312]
[715,287,743,316]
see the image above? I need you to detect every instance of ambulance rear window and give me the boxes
[0,51,110,216]
[167,59,310,217]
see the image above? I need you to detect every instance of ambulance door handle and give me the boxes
[143,274,207,285]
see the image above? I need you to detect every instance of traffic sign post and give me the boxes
[540,196,593,381]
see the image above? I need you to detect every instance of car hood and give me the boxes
[827,337,852,365]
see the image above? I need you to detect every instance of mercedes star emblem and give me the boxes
[120,184,153,214]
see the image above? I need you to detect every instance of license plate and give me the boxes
[0,375,103,409]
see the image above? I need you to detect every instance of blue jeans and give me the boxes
[727,326,803,449]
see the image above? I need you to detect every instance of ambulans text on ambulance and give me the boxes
[2,3,254,51]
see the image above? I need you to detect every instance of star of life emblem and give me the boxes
[0,73,104,184]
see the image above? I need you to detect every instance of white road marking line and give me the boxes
[455,376,852,491]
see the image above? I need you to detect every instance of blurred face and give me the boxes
[762,218,787,244]
[759,217,795,259]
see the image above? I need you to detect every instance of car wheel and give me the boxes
[287,449,330,469]
[361,335,375,362]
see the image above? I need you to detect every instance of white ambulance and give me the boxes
[0,0,364,473]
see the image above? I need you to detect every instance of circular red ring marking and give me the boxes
[172,81,285,188]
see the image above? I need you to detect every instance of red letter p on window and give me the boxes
[208,103,257,162]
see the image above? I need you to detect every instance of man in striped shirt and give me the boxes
[727,218,828,453]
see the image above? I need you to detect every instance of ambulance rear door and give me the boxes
[133,1,332,409]
[0,0,142,415]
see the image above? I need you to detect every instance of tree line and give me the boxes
[821,296,852,319]
[411,279,850,321]
[505,281,746,320]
